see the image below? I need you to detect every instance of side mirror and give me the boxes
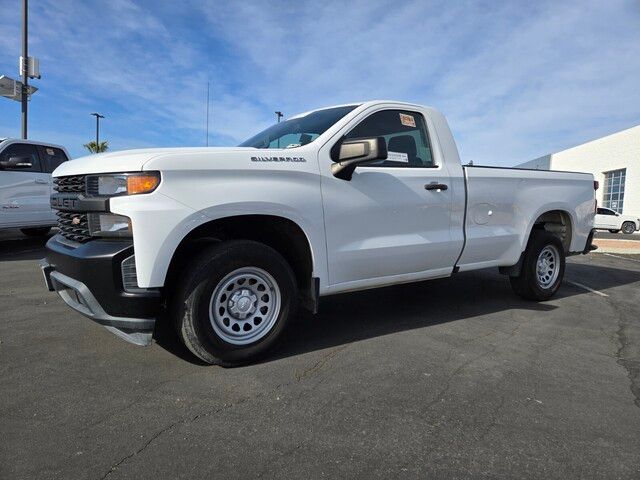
[0,155,33,170]
[330,137,387,180]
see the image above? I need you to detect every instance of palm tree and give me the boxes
[83,141,109,153]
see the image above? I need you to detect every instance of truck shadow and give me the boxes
[154,260,640,366]
[274,271,554,362]
[0,229,53,261]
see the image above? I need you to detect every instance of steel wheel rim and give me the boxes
[209,267,281,345]
[536,245,560,289]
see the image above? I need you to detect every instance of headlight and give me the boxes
[86,172,160,197]
[88,213,132,237]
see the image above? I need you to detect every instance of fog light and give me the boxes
[88,213,132,237]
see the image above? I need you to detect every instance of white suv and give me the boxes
[0,138,71,236]
[594,207,639,234]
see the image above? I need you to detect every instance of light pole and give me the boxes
[91,113,104,150]
[21,0,28,139]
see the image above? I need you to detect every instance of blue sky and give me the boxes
[0,0,639,164]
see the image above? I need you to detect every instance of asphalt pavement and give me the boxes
[1,229,639,479]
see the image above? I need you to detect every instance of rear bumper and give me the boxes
[583,228,598,254]
[41,235,161,345]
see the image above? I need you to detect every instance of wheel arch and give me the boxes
[528,209,574,254]
[163,213,318,311]
[500,209,573,277]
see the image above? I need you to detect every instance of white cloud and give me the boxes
[195,0,640,163]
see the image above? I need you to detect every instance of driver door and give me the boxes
[318,107,463,290]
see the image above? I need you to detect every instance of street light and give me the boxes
[90,113,105,150]
[1,1,40,138]
[21,0,28,139]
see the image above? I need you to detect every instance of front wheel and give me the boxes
[173,240,297,366]
[622,222,636,234]
[509,231,565,301]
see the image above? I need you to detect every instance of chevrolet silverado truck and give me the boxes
[41,101,597,366]
[1,138,71,235]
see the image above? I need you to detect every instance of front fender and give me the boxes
[120,200,326,289]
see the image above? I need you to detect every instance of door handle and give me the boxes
[35,178,48,184]
[425,182,448,191]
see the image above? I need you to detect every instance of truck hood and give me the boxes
[52,147,258,177]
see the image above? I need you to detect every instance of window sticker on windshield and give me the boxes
[399,113,416,128]
[46,148,55,156]
[387,151,409,163]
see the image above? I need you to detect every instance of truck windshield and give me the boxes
[239,105,358,149]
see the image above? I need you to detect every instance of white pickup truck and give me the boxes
[42,101,597,365]
[0,138,71,235]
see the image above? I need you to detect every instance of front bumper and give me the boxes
[41,234,161,346]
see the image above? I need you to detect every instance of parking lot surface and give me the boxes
[1,230,639,479]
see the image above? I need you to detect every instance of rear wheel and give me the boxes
[608,229,620,234]
[509,231,565,301]
[173,240,297,366]
[622,222,636,234]
[20,227,51,237]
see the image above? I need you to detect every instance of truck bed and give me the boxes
[457,165,595,271]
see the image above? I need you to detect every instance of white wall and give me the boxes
[519,125,640,217]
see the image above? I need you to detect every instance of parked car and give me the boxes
[594,207,639,234]
[0,138,71,236]
[41,101,597,365]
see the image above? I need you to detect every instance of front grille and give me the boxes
[53,175,86,193]
[86,176,99,196]
[53,175,90,243]
[56,211,91,243]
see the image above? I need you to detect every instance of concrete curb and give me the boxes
[593,238,640,254]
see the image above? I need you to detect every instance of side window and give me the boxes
[38,146,69,172]
[597,208,605,215]
[0,143,42,172]
[344,109,435,167]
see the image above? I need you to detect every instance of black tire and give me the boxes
[20,227,51,237]
[509,230,565,301]
[622,222,636,234]
[173,240,297,366]
[608,229,620,234]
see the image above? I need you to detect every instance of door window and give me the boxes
[597,208,616,216]
[0,143,42,172]
[344,109,435,167]
[38,146,69,172]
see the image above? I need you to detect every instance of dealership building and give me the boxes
[517,125,640,217]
